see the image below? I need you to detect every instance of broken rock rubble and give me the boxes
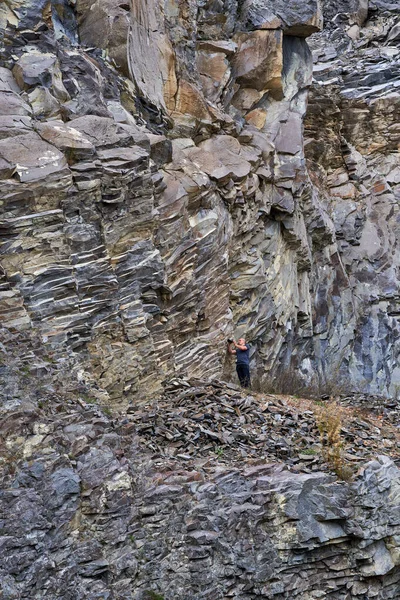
[126,378,400,472]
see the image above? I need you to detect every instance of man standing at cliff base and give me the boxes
[227,337,251,388]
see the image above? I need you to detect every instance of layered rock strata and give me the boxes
[0,336,399,599]
[1,2,400,598]
[0,1,399,402]
[304,0,400,394]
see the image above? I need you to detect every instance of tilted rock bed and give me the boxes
[125,379,400,474]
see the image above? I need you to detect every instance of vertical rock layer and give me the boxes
[305,0,400,394]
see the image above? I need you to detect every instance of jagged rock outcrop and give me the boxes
[0,0,316,405]
[0,0,398,400]
[2,2,400,598]
[0,332,399,599]
[303,0,400,394]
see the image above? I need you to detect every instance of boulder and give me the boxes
[77,0,131,76]
[233,30,283,97]
[13,53,56,89]
[0,67,20,93]
[27,87,61,119]
[0,92,31,116]
[0,133,68,182]
[240,0,323,37]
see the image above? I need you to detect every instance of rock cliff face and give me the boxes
[0,0,398,401]
[0,336,399,599]
[1,1,400,596]
[305,0,400,397]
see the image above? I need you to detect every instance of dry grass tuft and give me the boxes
[314,398,352,480]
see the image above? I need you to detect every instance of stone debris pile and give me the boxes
[126,379,400,472]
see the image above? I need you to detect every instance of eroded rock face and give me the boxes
[1,3,400,597]
[304,0,400,395]
[0,0,398,405]
[0,341,399,599]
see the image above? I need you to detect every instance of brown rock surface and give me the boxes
[77,0,131,76]
[172,79,211,125]
[233,30,283,96]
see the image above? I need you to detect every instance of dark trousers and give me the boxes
[236,364,251,388]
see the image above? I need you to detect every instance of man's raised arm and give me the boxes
[234,342,247,351]
[227,340,237,355]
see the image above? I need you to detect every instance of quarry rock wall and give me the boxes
[0,0,399,401]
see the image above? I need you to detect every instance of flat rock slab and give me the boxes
[275,112,303,154]
[35,121,95,160]
[0,116,32,140]
[0,133,68,182]
[186,135,260,181]
[97,146,150,171]
[240,0,323,37]
[69,115,150,150]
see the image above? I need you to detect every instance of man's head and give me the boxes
[238,338,246,345]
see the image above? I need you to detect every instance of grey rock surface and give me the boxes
[0,332,398,599]
[0,0,398,403]
[241,0,323,36]
[0,12,399,599]
[0,328,398,599]
[304,0,400,396]
[1,362,399,598]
